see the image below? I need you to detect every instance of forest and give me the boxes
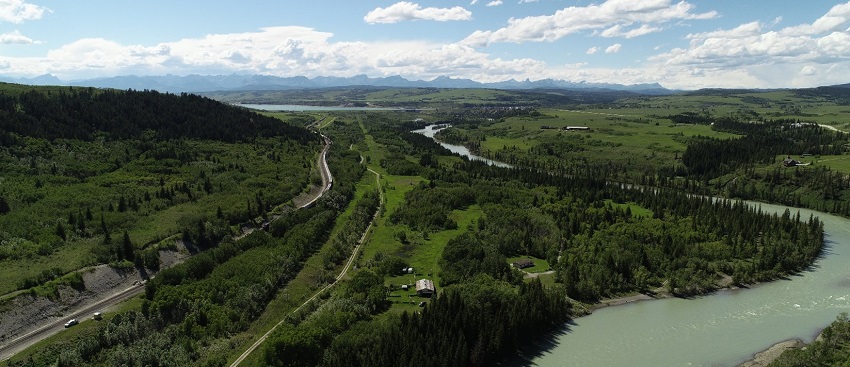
[259,112,824,366]
[0,85,836,367]
[0,86,321,297]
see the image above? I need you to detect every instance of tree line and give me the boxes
[0,88,315,143]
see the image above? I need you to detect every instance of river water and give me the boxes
[414,124,850,366]
[411,125,512,168]
[535,202,850,366]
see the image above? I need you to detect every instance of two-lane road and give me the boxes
[0,282,144,361]
[0,136,333,363]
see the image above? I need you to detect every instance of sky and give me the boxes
[0,0,849,89]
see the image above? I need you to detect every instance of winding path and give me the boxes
[229,168,382,367]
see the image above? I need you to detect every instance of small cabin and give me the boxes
[512,259,535,269]
[783,156,800,167]
[415,279,436,297]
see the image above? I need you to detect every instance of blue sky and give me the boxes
[0,0,849,89]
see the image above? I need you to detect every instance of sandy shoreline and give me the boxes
[737,339,805,367]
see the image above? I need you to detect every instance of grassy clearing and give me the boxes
[462,108,740,170]
[225,172,378,367]
[802,154,850,174]
[533,272,557,286]
[604,199,654,218]
[507,256,551,273]
[0,238,96,296]
[378,206,484,311]
[356,174,423,264]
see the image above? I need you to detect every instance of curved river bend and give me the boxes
[536,202,850,367]
[414,126,850,366]
[411,125,511,168]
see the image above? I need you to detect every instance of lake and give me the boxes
[236,103,407,112]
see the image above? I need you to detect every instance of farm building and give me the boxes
[564,126,591,131]
[512,259,535,269]
[415,279,436,297]
[783,156,799,167]
[782,156,810,167]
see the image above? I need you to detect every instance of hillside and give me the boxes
[0,84,320,297]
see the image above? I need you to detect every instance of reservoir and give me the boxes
[415,124,849,366]
[237,103,405,112]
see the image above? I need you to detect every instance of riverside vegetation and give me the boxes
[2,85,844,366]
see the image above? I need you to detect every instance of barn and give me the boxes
[415,279,436,297]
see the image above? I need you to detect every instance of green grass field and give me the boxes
[507,256,551,273]
[604,200,654,218]
[803,154,850,173]
[451,108,739,170]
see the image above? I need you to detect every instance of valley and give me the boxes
[2,84,850,366]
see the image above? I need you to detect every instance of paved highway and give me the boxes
[0,282,144,361]
[0,136,333,363]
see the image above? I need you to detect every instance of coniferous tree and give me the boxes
[122,231,135,261]
[0,195,9,215]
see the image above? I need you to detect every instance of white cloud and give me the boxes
[0,0,48,24]
[653,1,850,70]
[0,25,549,83]
[600,24,662,38]
[686,21,763,40]
[800,65,817,76]
[783,2,850,36]
[5,1,850,91]
[639,1,850,89]
[486,0,503,7]
[519,0,539,3]
[0,29,34,44]
[470,0,479,4]
[462,0,716,46]
[364,2,472,24]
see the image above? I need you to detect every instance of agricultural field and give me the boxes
[433,107,738,175]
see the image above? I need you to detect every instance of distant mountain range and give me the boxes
[0,73,674,94]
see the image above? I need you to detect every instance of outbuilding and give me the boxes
[415,279,436,297]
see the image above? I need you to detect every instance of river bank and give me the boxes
[738,339,805,367]
[412,124,848,366]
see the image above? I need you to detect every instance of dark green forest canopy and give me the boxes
[0,87,315,143]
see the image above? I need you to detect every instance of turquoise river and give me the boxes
[414,126,850,367]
